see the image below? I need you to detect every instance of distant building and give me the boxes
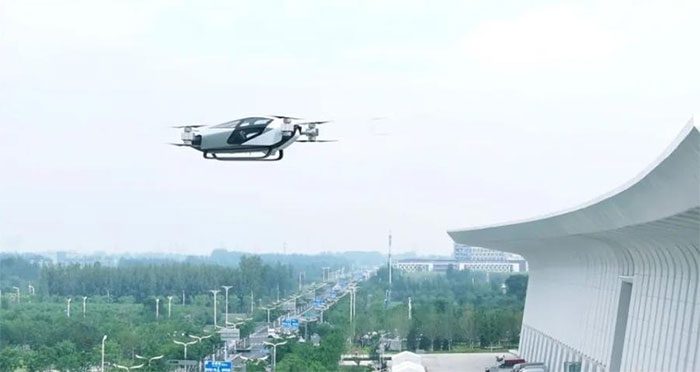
[454,243,528,272]
[393,259,455,273]
[394,258,524,273]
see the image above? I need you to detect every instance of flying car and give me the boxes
[172,115,333,161]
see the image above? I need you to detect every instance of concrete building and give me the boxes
[448,122,699,372]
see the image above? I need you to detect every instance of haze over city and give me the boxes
[1,0,698,255]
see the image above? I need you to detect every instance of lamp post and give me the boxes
[112,363,144,371]
[173,340,197,359]
[188,334,213,343]
[66,298,72,317]
[167,296,173,318]
[261,306,274,324]
[221,286,233,325]
[264,340,287,371]
[12,286,19,304]
[210,289,220,326]
[101,335,107,372]
[155,298,160,320]
[135,354,164,366]
[82,296,88,318]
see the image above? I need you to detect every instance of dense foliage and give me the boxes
[327,268,527,352]
[0,254,528,371]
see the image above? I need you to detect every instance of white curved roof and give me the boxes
[448,120,700,251]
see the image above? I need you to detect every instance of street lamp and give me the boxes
[167,296,173,318]
[264,340,287,370]
[155,298,160,320]
[101,335,107,372]
[112,363,144,371]
[210,289,220,327]
[82,296,88,318]
[261,306,275,324]
[12,286,19,304]
[173,340,198,359]
[221,285,233,325]
[66,298,72,317]
[188,333,213,343]
[135,354,164,365]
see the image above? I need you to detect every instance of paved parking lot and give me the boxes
[420,352,512,372]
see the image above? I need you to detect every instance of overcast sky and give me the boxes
[1,0,698,256]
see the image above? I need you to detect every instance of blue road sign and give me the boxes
[205,361,233,372]
[282,318,300,330]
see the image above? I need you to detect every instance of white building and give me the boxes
[448,121,699,372]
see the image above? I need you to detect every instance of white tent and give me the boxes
[392,351,422,366]
[392,361,426,372]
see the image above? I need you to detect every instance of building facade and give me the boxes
[448,122,700,372]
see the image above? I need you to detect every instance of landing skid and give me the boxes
[203,150,284,161]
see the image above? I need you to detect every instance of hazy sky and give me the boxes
[1,0,698,256]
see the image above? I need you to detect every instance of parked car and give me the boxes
[513,362,547,372]
[500,358,527,368]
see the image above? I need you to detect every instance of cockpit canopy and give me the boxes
[212,117,273,129]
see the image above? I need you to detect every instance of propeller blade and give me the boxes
[171,125,206,129]
[169,143,191,147]
[271,115,303,120]
[297,121,330,126]
[296,139,337,143]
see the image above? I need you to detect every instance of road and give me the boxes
[212,269,373,367]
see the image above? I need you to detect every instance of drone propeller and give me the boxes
[171,125,206,129]
[296,139,337,143]
[271,115,302,120]
[296,121,330,126]
[169,143,192,146]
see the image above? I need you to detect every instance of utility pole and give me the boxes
[221,286,233,325]
[82,296,87,318]
[388,232,392,287]
[408,297,412,320]
[66,298,72,317]
[210,290,220,327]
[276,284,280,302]
[182,290,185,306]
[167,296,173,318]
[250,291,254,313]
